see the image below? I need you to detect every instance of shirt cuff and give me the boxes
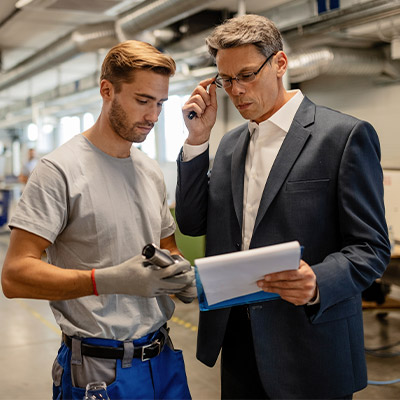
[182,141,209,162]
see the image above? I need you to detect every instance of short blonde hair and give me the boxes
[100,40,176,92]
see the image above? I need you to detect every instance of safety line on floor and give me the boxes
[170,316,198,332]
[15,299,197,335]
[15,299,61,336]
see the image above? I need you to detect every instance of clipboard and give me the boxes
[195,267,280,311]
[194,242,303,311]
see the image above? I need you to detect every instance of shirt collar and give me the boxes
[248,89,304,136]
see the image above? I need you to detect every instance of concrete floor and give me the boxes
[1,230,400,399]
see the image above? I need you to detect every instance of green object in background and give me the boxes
[170,208,205,265]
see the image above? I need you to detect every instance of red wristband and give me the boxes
[91,268,99,296]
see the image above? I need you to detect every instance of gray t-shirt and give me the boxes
[10,134,176,340]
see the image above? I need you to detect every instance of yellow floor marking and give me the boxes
[171,316,198,332]
[15,299,61,336]
[15,299,197,336]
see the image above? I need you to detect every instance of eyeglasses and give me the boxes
[214,52,276,89]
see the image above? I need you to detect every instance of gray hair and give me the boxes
[206,14,283,59]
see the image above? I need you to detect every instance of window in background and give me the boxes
[163,95,189,162]
[27,123,39,142]
[83,112,95,131]
[59,116,80,146]
[37,122,54,154]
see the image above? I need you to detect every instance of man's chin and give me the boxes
[238,109,254,120]
[132,134,147,144]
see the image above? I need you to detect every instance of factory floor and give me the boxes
[0,230,400,399]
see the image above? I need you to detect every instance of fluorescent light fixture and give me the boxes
[15,0,35,9]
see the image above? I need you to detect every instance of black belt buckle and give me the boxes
[141,339,161,361]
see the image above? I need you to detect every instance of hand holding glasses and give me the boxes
[187,52,276,120]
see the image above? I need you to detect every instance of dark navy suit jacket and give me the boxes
[175,96,390,398]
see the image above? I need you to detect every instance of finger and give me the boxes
[159,280,187,290]
[260,283,316,304]
[259,285,304,302]
[188,91,208,107]
[166,272,194,285]
[191,80,216,107]
[183,95,207,117]
[208,79,218,109]
[263,269,301,283]
[198,77,216,89]
[259,280,304,289]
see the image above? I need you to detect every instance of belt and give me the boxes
[62,330,166,362]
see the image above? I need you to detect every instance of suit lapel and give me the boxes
[253,97,315,235]
[231,127,251,230]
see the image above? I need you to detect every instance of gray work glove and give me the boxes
[95,254,193,297]
[175,274,197,303]
[171,255,197,304]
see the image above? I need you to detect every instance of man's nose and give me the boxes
[145,106,159,123]
[230,79,246,96]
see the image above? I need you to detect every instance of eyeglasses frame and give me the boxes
[214,52,277,89]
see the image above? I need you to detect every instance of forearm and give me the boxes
[160,234,180,256]
[2,256,93,300]
[1,228,94,300]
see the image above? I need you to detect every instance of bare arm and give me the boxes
[1,228,93,300]
[160,234,181,256]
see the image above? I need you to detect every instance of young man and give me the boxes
[2,40,194,400]
[175,14,390,399]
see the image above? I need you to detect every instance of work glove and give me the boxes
[94,254,193,297]
[171,255,197,304]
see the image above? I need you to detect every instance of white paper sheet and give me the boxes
[195,241,301,305]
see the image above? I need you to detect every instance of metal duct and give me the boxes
[0,0,214,92]
[0,21,117,91]
[115,0,214,41]
[288,46,400,83]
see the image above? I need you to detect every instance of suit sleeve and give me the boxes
[311,120,390,321]
[175,147,210,236]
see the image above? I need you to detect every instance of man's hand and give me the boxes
[174,269,197,304]
[169,255,197,304]
[95,254,193,298]
[182,77,218,145]
[256,260,317,306]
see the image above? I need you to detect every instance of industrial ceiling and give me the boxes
[1,0,400,131]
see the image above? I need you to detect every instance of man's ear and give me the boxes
[100,79,114,101]
[275,51,288,78]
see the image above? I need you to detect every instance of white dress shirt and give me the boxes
[182,89,304,249]
[242,90,304,249]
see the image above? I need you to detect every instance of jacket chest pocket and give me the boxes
[285,178,330,192]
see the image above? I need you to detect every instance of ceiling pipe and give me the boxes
[0,21,117,92]
[288,46,400,83]
[116,0,214,41]
[282,0,400,43]
[0,0,214,92]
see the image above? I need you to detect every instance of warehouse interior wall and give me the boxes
[301,75,400,170]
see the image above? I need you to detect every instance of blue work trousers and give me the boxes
[52,330,191,400]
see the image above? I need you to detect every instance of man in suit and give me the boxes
[175,14,390,399]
